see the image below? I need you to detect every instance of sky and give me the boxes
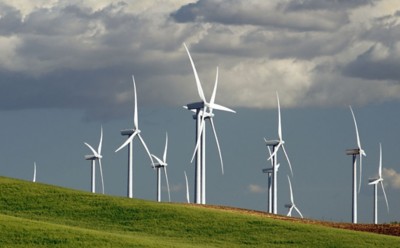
[1,0,400,224]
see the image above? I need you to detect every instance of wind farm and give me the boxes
[1,43,400,226]
[2,1,400,246]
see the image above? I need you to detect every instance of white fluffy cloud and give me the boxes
[383,168,400,190]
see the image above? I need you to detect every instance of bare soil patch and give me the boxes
[190,204,400,237]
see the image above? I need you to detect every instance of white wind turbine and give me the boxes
[346,106,366,224]
[285,175,303,218]
[184,43,235,204]
[115,76,153,199]
[368,143,389,224]
[264,92,293,214]
[32,162,36,183]
[84,126,104,194]
[151,133,171,202]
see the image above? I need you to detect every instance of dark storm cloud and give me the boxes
[342,12,400,81]
[342,44,400,81]
[283,0,377,11]
[0,2,189,121]
[170,0,374,32]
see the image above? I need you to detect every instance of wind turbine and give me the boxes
[368,143,389,224]
[115,75,153,199]
[346,106,365,224]
[84,126,104,194]
[32,162,36,183]
[184,171,190,203]
[264,92,293,214]
[151,133,171,202]
[285,175,303,218]
[184,43,235,204]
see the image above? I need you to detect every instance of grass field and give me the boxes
[0,176,399,247]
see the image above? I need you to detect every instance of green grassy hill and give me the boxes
[0,177,399,247]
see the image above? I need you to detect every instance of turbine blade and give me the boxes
[282,145,293,176]
[98,125,103,155]
[368,179,379,185]
[163,167,171,202]
[138,133,154,165]
[266,145,273,167]
[380,181,389,212]
[190,113,206,163]
[209,103,236,113]
[98,159,105,194]
[287,206,293,217]
[210,118,224,175]
[294,206,304,218]
[184,171,190,203]
[132,75,139,129]
[33,162,36,182]
[287,175,294,204]
[210,67,218,105]
[85,142,99,157]
[183,43,206,102]
[349,106,362,149]
[163,132,168,163]
[379,143,382,178]
[115,132,136,153]
[151,154,164,165]
[267,142,282,161]
[277,92,282,141]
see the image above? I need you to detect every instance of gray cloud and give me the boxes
[1,1,400,121]
[282,0,377,11]
[171,0,369,32]
[343,44,400,81]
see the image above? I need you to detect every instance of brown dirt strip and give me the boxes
[186,204,400,237]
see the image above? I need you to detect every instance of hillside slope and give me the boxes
[0,177,399,247]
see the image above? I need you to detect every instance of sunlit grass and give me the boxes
[0,176,399,247]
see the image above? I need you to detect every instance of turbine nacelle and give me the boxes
[121,129,137,136]
[152,163,167,168]
[264,139,281,147]
[262,168,273,173]
[346,148,360,156]
[368,177,383,185]
[186,101,205,110]
[85,155,97,160]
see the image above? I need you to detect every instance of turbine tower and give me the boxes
[32,162,36,183]
[84,126,104,194]
[264,92,293,214]
[346,106,366,224]
[115,75,154,199]
[285,175,303,218]
[368,143,389,224]
[262,146,280,213]
[184,43,235,204]
[151,133,171,202]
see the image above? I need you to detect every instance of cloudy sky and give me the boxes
[1,0,400,223]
